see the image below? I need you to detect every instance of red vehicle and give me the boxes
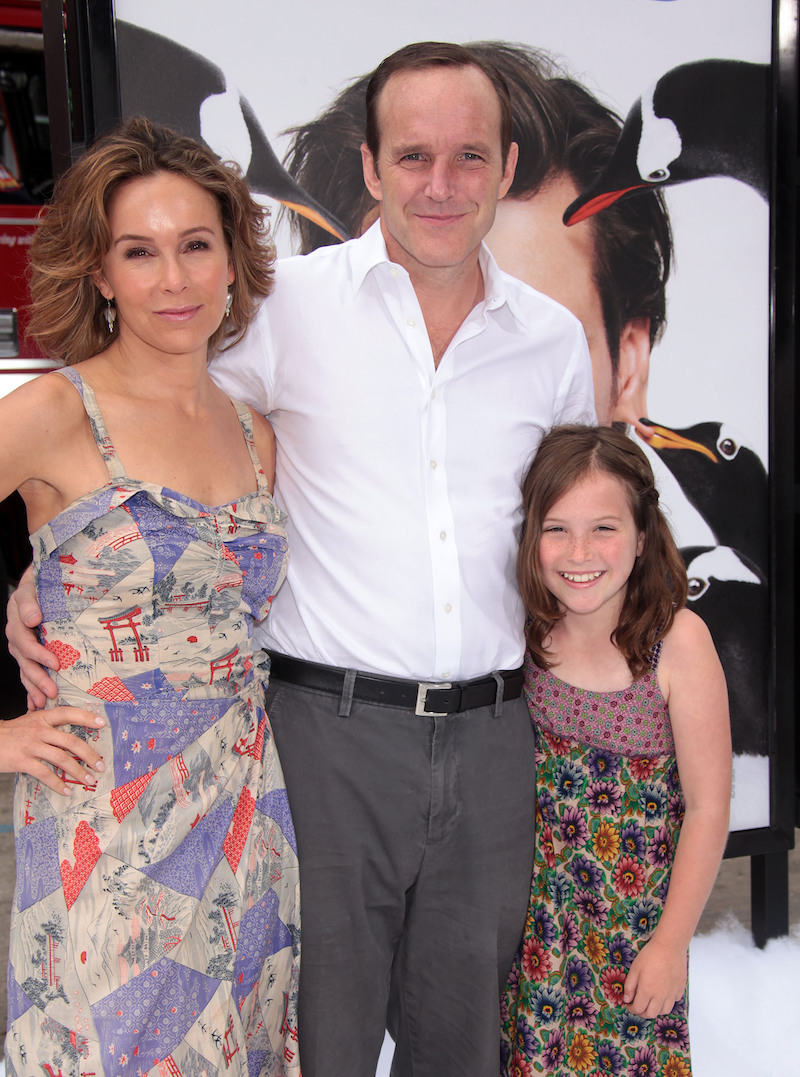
[0,1,54,715]
[0,0,56,388]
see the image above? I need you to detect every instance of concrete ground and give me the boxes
[0,768,796,1043]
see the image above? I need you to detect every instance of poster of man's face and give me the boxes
[113,0,773,834]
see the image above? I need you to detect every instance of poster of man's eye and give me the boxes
[108,0,793,850]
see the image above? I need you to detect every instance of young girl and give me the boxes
[501,425,731,1077]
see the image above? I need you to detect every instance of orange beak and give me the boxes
[643,422,718,463]
[279,200,348,242]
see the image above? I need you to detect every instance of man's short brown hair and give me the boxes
[364,42,513,166]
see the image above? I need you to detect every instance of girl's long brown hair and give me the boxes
[517,425,688,678]
[28,117,275,365]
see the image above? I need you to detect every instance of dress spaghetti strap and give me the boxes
[56,368,270,498]
[650,636,664,671]
[230,398,271,494]
[55,366,127,481]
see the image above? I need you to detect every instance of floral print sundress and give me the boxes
[6,367,301,1077]
[500,648,691,1077]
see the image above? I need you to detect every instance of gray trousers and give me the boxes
[265,674,537,1077]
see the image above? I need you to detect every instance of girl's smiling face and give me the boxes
[538,469,644,624]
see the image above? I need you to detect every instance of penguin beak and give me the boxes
[239,97,349,242]
[642,421,718,462]
[564,184,649,226]
[279,200,348,241]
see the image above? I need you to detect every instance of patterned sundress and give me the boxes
[500,649,691,1077]
[6,367,301,1077]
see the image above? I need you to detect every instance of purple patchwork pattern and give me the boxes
[14,815,61,911]
[91,958,220,1076]
[6,963,34,1023]
[47,485,120,549]
[257,788,298,855]
[140,796,236,897]
[232,889,292,1014]
[125,492,200,584]
[233,533,289,618]
[106,692,236,784]
[248,1050,269,1077]
[36,555,70,621]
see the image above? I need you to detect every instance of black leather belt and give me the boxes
[267,652,524,716]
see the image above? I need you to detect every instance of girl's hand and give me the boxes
[623,938,688,1018]
[0,707,106,796]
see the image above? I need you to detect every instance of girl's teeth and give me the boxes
[561,571,602,582]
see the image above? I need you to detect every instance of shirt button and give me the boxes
[406,318,416,328]
[390,268,399,277]
[444,603,452,613]
[442,671,451,679]
[430,460,437,469]
[439,531,447,541]
[431,389,436,399]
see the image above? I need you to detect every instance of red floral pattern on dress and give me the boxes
[110,771,157,822]
[88,676,136,702]
[60,821,101,909]
[224,786,257,872]
[44,639,81,668]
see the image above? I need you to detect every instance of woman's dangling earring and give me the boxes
[105,299,116,333]
[225,288,233,319]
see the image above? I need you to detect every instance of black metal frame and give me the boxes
[41,0,118,176]
[736,0,797,945]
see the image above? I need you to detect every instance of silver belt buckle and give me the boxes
[415,681,451,716]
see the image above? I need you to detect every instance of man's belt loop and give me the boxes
[491,671,505,719]
[338,669,357,717]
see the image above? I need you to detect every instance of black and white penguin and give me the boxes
[564,59,769,225]
[116,21,348,241]
[643,419,768,576]
[681,545,768,757]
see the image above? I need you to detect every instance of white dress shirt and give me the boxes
[212,222,595,680]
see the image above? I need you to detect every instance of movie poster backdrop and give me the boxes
[111,0,781,842]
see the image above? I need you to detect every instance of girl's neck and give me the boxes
[546,616,635,693]
[556,599,620,649]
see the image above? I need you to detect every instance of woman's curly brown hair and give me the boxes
[28,116,275,365]
[517,425,688,679]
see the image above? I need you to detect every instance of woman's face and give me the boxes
[95,170,234,362]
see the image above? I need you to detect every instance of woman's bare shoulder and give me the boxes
[0,368,88,441]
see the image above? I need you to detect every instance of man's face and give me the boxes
[486,173,649,426]
[361,65,517,280]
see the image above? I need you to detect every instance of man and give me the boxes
[9,43,594,1077]
[283,41,672,431]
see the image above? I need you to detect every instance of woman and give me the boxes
[0,118,300,1075]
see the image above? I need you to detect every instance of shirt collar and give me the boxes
[347,219,526,328]
[348,220,394,293]
[477,243,525,324]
